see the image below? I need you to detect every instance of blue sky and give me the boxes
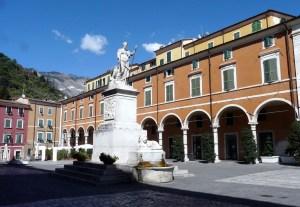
[0,0,299,78]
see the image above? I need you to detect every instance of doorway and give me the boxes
[192,135,203,159]
[225,134,238,160]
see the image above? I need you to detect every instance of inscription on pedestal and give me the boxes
[104,98,116,121]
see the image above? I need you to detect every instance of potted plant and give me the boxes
[99,152,118,165]
[240,128,257,164]
[260,137,279,163]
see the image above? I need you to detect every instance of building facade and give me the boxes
[0,98,30,160]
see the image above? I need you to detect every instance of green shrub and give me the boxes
[70,148,76,158]
[72,151,88,162]
[202,133,216,163]
[87,149,93,159]
[172,138,184,161]
[57,149,69,160]
[286,121,300,161]
[45,149,53,160]
[240,128,257,164]
[99,153,118,165]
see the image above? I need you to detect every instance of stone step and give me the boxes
[55,168,101,182]
[73,161,107,169]
[64,164,128,176]
[173,165,194,177]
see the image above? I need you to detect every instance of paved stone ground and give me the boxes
[152,161,300,206]
[0,162,299,207]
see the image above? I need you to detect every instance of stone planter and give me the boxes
[260,156,279,163]
[136,166,174,183]
[280,156,296,164]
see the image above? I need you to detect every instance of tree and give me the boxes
[202,133,216,163]
[240,128,257,164]
[172,137,184,161]
[286,121,300,162]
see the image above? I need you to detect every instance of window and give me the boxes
[15,134,23,144]
[192,60,199,70]
[223,49,232,61]
[222,65,236,91]
[164,68,173,78]
[100,102,104,115]
[6,106,12,115]
[145,75,151,83]
[263,36,274,48]
[39,107,44,115]
[261,53,280,83]
[15,151,21,160]
[226,113,234,126]
[38,119,44,128]
[18,108,24,116]
[141,65,146,71]
[79,107,84,119]
[71,110,75,120]
[144,87,152,106]
[88,84,90,91]
[89,105,94,117]
[47,119,53,129]
[150,60,156,67]
[16,119,23,129]
[46,132,52,142]
[208,42,214,49]
[167,51,172,63]
[89,95,94,100]
[4,119,12,128]
[48,107,52,115]
[190,75,201,97]
[103,78,106,85]
[233,31,240,40]
[160,59,164,66]
[37,132,44,143]
[252,20,261,32]
[185,51,190,57]
[165,81,174,102]
[92,82,95,90]
[3,134,12,143]
[63,111,67,122]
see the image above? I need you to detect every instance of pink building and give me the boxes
[0,99,31,160]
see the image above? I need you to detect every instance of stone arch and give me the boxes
[213,104,251,126]
[141,116,158,141]
[141,116,158,128]
[159,113,183,129]
[184,109,211,127]
[253,98,296,123]
[87,126,94,145]
[77,127,85,145]
[69,128,76,147]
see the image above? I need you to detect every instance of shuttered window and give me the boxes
[252,20,261,32]
[191,76,201,97]
[165,83,174,102]
[263,58,278,83]
[223,68,235,91]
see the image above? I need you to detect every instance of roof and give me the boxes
[0,99,31,109]
[29,98,61,107]
[184,9,295,49]
[85,70,112,84]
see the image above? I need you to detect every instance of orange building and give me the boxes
[59,10,300,162]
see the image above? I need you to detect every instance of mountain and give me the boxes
[41,71,87,98]
[0,53,64,101]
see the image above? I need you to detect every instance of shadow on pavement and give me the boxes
[0,164,293,207]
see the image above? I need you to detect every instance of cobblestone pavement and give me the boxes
[0,162,299,207]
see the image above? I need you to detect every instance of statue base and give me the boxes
[92,83,164,165]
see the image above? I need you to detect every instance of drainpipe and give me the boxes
[283,23,299,119]
[54,105,57,147]
[58,104,62,146]
[156,67,159,135]
[208,51,213,133]
[32,103,37,150]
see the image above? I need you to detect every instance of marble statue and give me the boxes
[111,42,135,85]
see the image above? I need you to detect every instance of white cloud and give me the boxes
[142,42,164,53]
[80,34,108,55]
[52,29,73,44]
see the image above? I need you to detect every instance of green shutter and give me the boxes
[264,37,273,48]
[191,77,200,96]
[264,58,278,83]
[160,59,164,66]
[192,60,198,69]
[224,50,231,60]
[252,20,261,32]
[167,52,171,63]
[145,90,151,106]
[166,84,173,101]
[223,69,235,91]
